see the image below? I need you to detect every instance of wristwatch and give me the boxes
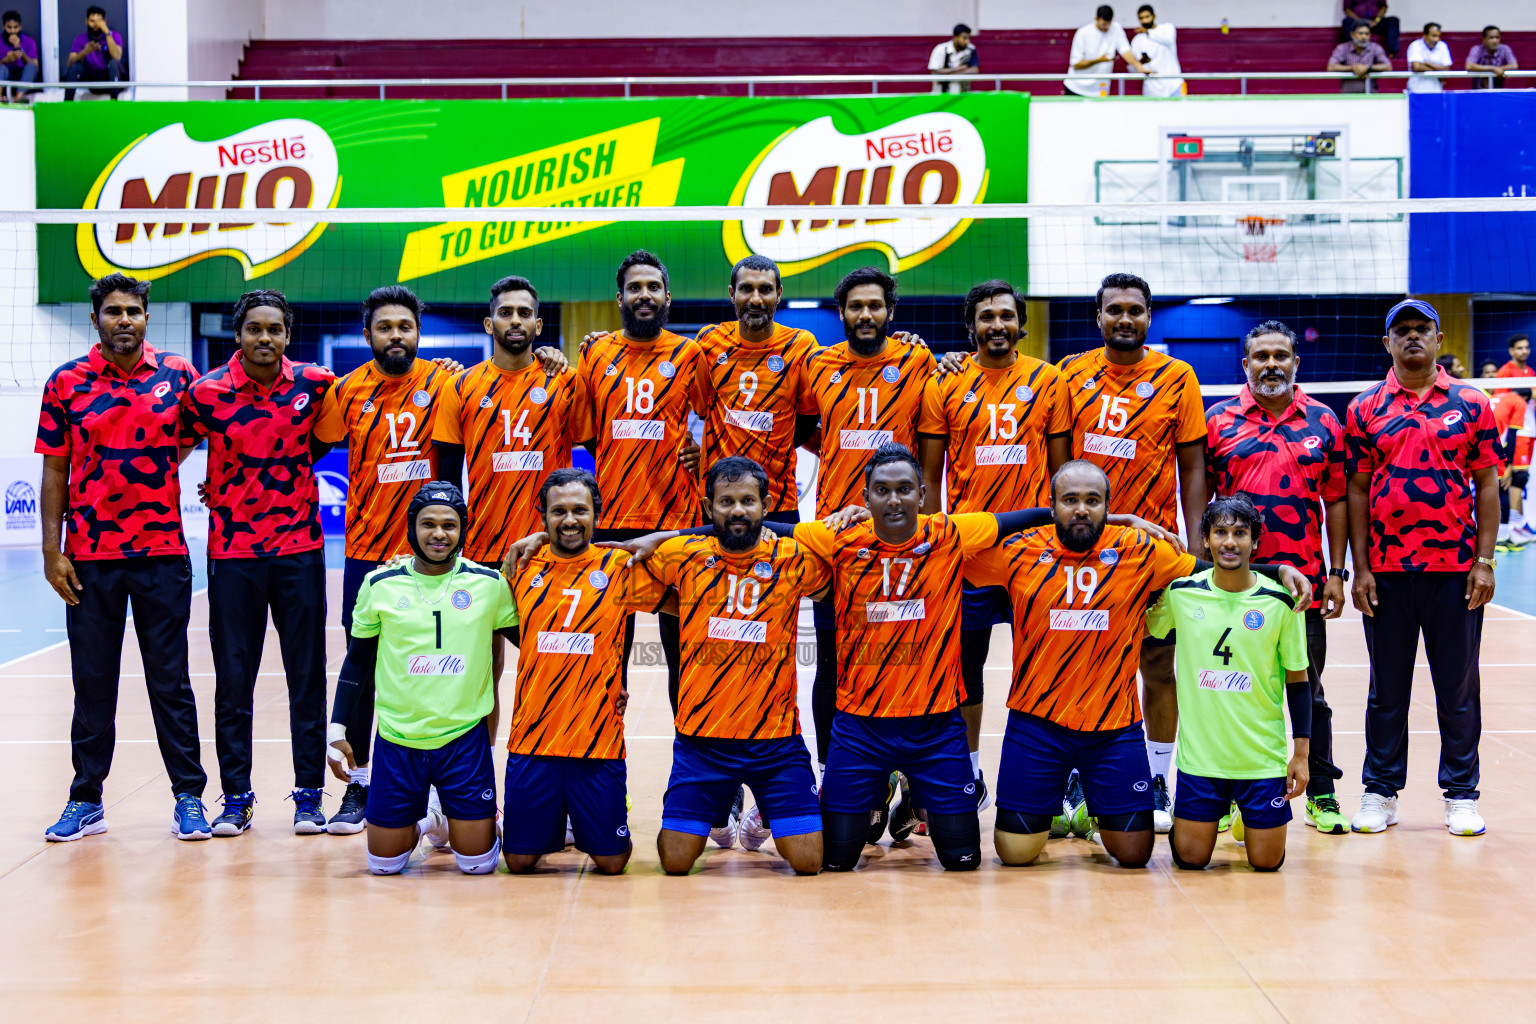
[1328,567,1350,583]
[1476,556,1497,569]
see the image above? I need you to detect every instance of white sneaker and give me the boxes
[709,814,739,849]
[1151,774,1173,834]
[739,804,771,852]
[1444,798,1486,836]
[1351,793,1399,833]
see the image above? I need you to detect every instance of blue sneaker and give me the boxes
[44,800,107,842]
[212,792,255,837]
[289,788,327,835]
[173,794,213,841]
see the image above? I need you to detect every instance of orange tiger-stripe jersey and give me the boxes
[505,546,631,759]
[795,512,997,717]
[433,360,574,564]
[1057,348,1205,533]
[614,534,829,739]
[313,358,453,561]
[691,321,819,514]
[570,330,703,531]
[965,523,1197,731]
[805,338,935,518]
[918,355,1072,512]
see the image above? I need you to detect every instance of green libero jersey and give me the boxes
[351,556,518,750]
[1147,569,1308,779]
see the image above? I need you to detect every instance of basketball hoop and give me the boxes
[1236,216,1286,263]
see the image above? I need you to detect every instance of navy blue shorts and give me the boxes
[821,709,976,815]
[1175,772,1293,830]
[812,597,835,632]
[366,724,497,829]
[997,710,1154,818]
[503,754,630,857]
[1142,629,1177,649]
[663,733,821,838]
[961,582,1011,631]
[341,556,383,634]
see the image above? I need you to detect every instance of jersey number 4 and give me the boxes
[1212,627,1234,666]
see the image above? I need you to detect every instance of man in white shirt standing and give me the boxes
[929,23,978,95]
[1407,22,1452,93]
[1133,4,1183,97]
[1067,5,1150,98]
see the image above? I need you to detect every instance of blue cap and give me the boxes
[1385,298,1440,333]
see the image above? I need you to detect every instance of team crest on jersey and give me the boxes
[856,548,873,561]
[589,570,609,590]
[605,364,618,377]
[293,393,310,411]
[412,389,431,408]
[658,361,676,379]
[1192,606,1205,620]
[451,590,472,610]
[1443,411,1463,427]
[1037,550,1053,564]
[479,395,493,409]
[830,371,843,385]
[1099,548,1120,565]
[152,381,172,398]
[962,391,978,404]
[1302,436,1322,449]
[1244,609,1265,630]
[529,387,547,405]
[1136,382,1155,399]
[715,351,729,366]
[753,561,773,579]
[703,555,718,569]
[767,355,785,373]
[1015,384,1034,402]
[396,596,410,609]
[912,542,932,556]
[362,400,375,413]
[881,365,900,384]
[1082,378,1096,391]
[529,573,545,588]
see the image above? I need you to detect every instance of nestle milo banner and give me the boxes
[34,95,1028,304]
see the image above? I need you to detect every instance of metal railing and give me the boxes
[2,69,1532,101]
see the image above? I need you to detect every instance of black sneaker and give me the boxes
[289,788,326,835]
[888,772,919,843]
[211,791,255,837]
[866,773,894,844]
[326,782,367,835]
[1152,774,1173,834]
[974,771,992,811]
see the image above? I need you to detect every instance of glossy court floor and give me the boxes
[2,551,1534,1021]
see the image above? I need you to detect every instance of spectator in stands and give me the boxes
[929,23,979,95]
[1466,26,1517,89]
[1329,22,1391,93]
[1407,23,1452,93]
[1,10,39,98]
[1342,0,1399,57]
[1437,354,1467,379]
[63,5,124,102]
[1480,360,1501,381]
[1066,5,1150,98]
[1132,5,1183,98]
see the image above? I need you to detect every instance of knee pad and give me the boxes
[455,839,501,875]
[995,809,1055,835]
[1096,810,1153,833]
[821,811,866,871]
[1251,852,1285,873]
[367,849,411,875]
[926,812,982,872]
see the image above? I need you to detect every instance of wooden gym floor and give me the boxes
[1,572,1533,1022]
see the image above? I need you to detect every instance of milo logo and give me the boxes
[724,112,988,278]
[77,118,341,282]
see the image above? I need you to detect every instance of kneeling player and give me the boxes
[501,469,634,875]
[964,462,1309,869]
[327,482,517,876]
[1149,494,1311,872]
[615,457,828,876]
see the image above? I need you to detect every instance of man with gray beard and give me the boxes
[1203,320,1352,836]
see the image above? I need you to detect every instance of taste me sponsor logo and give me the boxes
[398,118,684,280]
[76,119,340,282]
[723,112,989,278]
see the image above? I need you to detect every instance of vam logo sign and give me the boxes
[723,113,989,277]
[76,118,341,282]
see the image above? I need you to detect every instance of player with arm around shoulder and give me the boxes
[327,482,517,876]
[1150,494,1311,872]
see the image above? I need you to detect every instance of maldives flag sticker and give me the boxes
[1172,136,1204,160]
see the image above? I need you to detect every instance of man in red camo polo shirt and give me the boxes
[36,273,211,842]
[180,291,336,837]
[1345,299,1501,838]
[1205,319,1351,835]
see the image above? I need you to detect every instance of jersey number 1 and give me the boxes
[432,610,442,649]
